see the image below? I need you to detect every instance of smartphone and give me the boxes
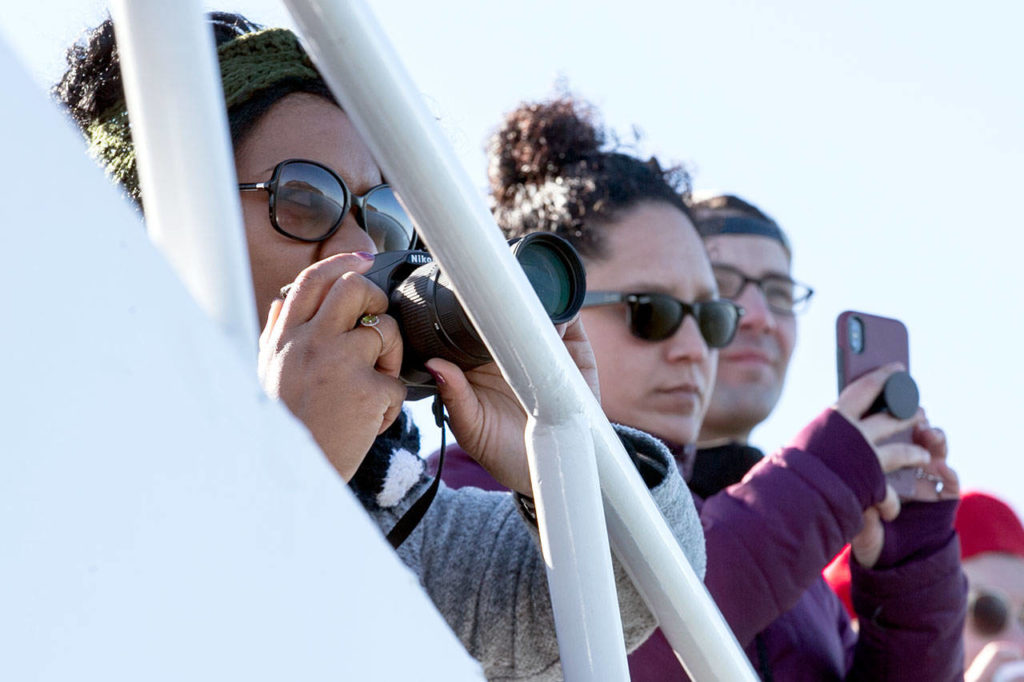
[836,311,918,496]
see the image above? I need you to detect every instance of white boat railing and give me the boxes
[110,0,757,678]
[109,0,257,360]
[1,23,485,680]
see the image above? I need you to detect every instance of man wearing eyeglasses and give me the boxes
[687,193,812,452]
[628,192,964,681]
[624,192,833,678]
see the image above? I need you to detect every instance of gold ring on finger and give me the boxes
[359,315,385,352]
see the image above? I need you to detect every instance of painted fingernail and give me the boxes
[426,366,446,386]
[355,251,375,261]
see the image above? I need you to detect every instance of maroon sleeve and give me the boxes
[847,500,967,681]
[426,445,509,492]
[701,409,885,646]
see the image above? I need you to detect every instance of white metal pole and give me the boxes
[281,0,629,678]
[590,414,756,681]
[109,0,257,360]
[526,418,631,679]
[281,1,757,679]
[98,0,753,678]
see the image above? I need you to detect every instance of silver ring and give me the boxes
[359,314,385,352]
[914,468,944,497]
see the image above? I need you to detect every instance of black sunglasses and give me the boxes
[238,159,417,251]
[582,291,743,348]
[968,587,1024,637]
[711,263,814,316]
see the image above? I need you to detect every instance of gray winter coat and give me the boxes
[356,415,706,681]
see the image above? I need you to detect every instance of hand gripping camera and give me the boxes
[364,233,586,399]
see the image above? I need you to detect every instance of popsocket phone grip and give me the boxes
[867,370,919,420]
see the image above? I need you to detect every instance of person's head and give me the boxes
[54,12,417,326]
[955,491,1024,665]
[488,97,740,446]
[688,193,812,444]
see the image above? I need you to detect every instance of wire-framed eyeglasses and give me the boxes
[711,263,813,316]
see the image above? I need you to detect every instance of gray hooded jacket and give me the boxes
[354,413,706,681]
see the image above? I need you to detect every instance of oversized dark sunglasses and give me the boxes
[238,159,417,250]
[712,263,814,316]
[582,291,743,347]
[968,587,1024,637]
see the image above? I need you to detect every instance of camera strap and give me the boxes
[386,394,448,549]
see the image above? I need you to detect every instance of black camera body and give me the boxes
[364,233,586,400]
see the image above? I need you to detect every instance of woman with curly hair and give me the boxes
[434,95,965,680]
[54,14,707,680]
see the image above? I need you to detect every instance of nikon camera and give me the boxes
[364,233,586,399]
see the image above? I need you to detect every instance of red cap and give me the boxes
[823,545,855,618]
[955,490,1024,561]
[823,490,1024,620]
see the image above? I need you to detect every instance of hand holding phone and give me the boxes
[836,311,928,497]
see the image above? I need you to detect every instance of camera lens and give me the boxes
[516,245,567,317]
[369,233,587,399]
[848,316,865,354]
[510,233,585,325]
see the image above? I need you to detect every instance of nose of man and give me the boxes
[736,284,777,334]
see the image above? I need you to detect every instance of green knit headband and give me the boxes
[87,27,321,203]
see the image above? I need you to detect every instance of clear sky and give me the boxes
[5,0,1022,513]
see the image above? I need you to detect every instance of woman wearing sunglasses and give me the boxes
[828,489,1023,681]
[959,491,1024,681]
[435,98,743,490]
[831,490,1024,681]
[55,13,708,680]
[433,95,962,679]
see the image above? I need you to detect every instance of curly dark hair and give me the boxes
[52,12,336,173]
[487,96,693,260]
